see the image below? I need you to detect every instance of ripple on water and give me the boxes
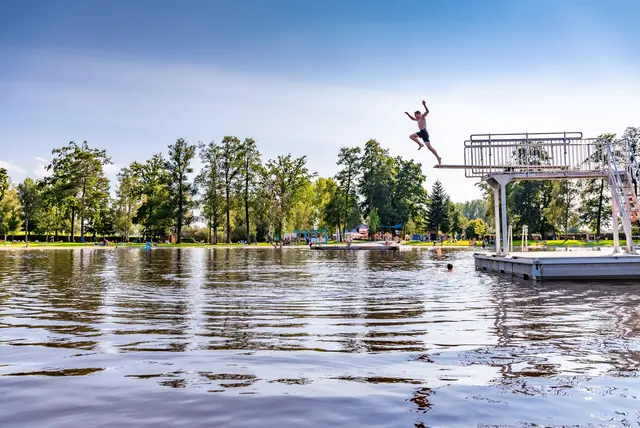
[0,247,640,427]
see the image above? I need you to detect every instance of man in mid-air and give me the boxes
[405,100,441,164]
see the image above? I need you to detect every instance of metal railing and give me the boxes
[606,142,634,252]
[463,132,609,178]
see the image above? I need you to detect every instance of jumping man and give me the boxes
[405,100,441,164]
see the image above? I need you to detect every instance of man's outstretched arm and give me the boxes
[422,101,429,115]
[405,112,417,121]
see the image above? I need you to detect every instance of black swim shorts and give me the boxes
[417,129,430,143]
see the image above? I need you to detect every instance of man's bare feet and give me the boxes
[437,156,442,164]
[417,143,424,150]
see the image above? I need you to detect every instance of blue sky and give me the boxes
[1,0,639,201]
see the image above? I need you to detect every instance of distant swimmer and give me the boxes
[447,263,453,272]
[405,100,441,165]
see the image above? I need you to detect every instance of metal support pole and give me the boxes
[501,183,509,255]
[493,185,501,255]
[612,185,620,253]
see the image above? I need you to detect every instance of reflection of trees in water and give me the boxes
[486,278,640,380]
[1,250,111,350]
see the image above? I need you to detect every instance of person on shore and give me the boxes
[405,100,441,164]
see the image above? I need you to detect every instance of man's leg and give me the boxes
[410,134,424,149]
[425,142,442,164]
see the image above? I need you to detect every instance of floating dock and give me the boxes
[474,250,640,281]
[311,244,399,251]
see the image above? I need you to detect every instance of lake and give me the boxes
[1,247,639,427]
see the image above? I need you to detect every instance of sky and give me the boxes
[1,0,640,202]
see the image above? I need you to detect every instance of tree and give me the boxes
[543,181,580,237]
[448,202,463,238]
[336,146,361,240]
[392,157,427,224]
[580,134,617,236]
[456,200,486,221]
[0,187,21,241]
[260,154,313,241]
[220,136,242,243]
[196,141,225,244]
[359,139,396,226]
[46,141,111,242]
[165,138,196,244]
[131,154,172,240]
[289,181,316,231]
[0,168,8,201]
[322,187,343,238]
[17,178,42,241]
[237,138,261,243]
[367,208,381,236]
[313,177,338,228]
[115,167,142,242]
[426,180,450,235]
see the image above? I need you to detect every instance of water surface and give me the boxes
[1,248,640,427]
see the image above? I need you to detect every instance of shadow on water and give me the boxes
[1,247,640,426]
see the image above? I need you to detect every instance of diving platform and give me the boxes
[474,250,640,281]
[449,131,640,281]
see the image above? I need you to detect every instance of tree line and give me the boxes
[0,138,465,243]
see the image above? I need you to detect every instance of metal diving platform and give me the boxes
[444,132,640,281]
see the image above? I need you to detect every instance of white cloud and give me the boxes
[0,160,27,175]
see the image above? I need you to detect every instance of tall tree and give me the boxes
[448,202,463,238]
[165,138,196,244]
[392,157,427,224]
[237,138,261,243]
[220,136,241,243]
[17,178,42,241]
[312,177,338,228]
[426,180,450,236]
[196,141,225,244]
[131,154,172,240]
[456,200,486,221]
[579,134,616,236]
[46,141,111,242]
[115,167,142,242]
[0,168,8,201]
[0,187,21,241]
[260,154,313,241]
[335,146,361,240]
[322,187,343,238]
[359,139,396,226]
[543,181,580,237]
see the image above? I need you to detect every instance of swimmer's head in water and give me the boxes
[447,263,453,271]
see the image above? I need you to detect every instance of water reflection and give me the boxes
[1,247,640,426]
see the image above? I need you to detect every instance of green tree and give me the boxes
[260,154,313,241]
[17,178,42,241]
[289,181,316,231]
[322,187,343,238]
[196,141,225,244]
[543,181,580,237]
[473,218,488,238]
[131,154,172,240]
[336,146,361,240]
[456,200,486,221]
[313,177,338,228]
[579,134,617,236]
[237,138,261,243]
[115,166,142,242]
[46,141,112,242]
[392,157,427,224]
[359,139,396,226]
[367,207,381,236]
[0,168,8,201]
[426,180,450,235]
[448,202,463,238]
[166,138,196,244]
[0,187,21,241]
[220,136,242,243]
